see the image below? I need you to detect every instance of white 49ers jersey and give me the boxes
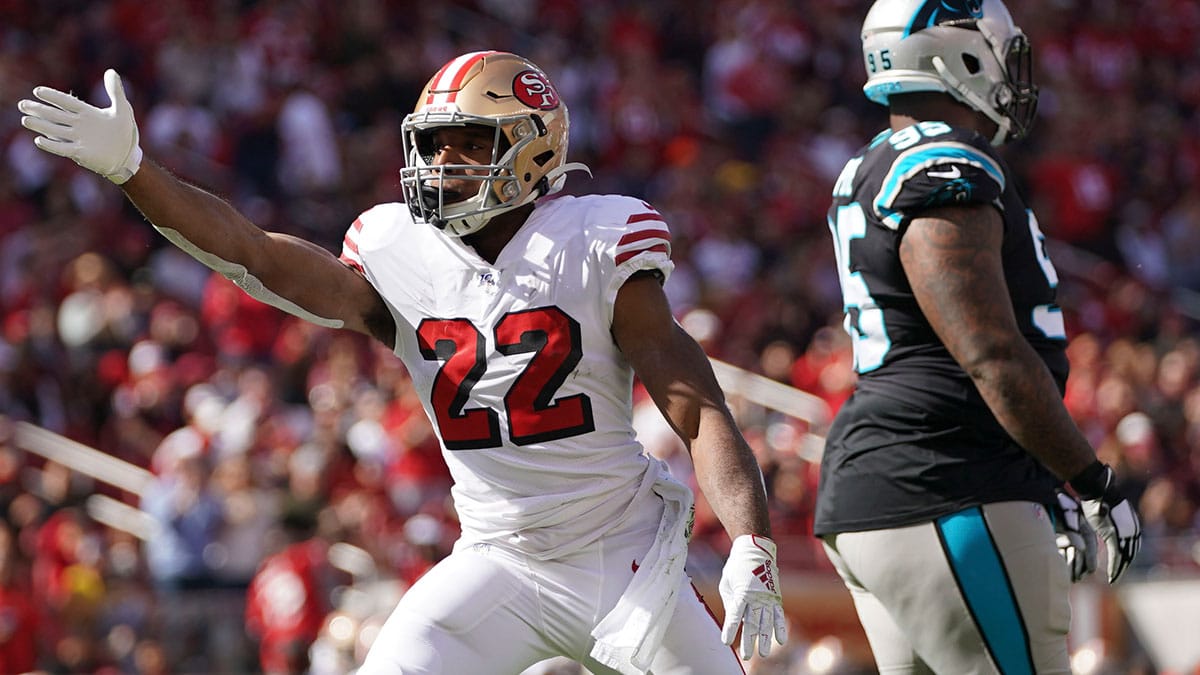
[340,195,680,558]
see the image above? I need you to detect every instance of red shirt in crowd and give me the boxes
[0,581,38,674]
[245,539,331,673]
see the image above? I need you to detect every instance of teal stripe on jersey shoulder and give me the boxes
[936,507,1033,675]
[875,142,1005,217]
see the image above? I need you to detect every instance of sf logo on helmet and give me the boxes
[513,71,560,110]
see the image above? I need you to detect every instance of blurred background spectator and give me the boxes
[1,1,1198,672]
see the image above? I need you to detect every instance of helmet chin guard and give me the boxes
[860,0,1038,144]
[400,51,589,237]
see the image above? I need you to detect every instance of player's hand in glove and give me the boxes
[1051,488,1097,582]
[17,69,143,184]
[1070,461,1142,583]
[719,534,787,660]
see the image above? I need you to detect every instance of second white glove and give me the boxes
[1071,461,1142,584]
[1081,495,1141,583]
[18,69,143,184]
[1051,489,1098,583]
[719,534,788,660]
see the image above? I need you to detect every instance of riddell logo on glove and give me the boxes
[753,562,777,592]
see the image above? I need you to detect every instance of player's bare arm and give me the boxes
[611,273,770,539]
[16,69,393,346]
[612,271,785,658]
[121,161,395,345]
[899,203,1096,480]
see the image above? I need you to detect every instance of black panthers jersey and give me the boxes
[814,122,1065,535]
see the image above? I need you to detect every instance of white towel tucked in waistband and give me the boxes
[589,461,695,675]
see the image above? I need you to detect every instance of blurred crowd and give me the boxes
[1,0,1198,673]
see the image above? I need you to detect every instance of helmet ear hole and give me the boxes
[962,53,982,74]
[532,150,555,167]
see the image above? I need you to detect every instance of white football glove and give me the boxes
[17,69,143,184]
[719,534,787,660]
[1070,462,1142,584]
[1051,489,1097,583]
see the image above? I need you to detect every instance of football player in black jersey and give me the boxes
[814,0,1142,672]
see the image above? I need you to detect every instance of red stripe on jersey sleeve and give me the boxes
[338,254,364,274]
[626,212,666,225]
[342,235,360,254]
[618,229,672,247]
[615,243,669,266]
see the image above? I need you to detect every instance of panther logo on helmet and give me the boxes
[906,0,984,35]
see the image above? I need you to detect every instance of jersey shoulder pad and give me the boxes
[871,124,1006,229]
[576,194,672,267]
[340,202,410,272]
[555,194,674,318]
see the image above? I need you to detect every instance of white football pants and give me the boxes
[357,494,744,674]
[822,501,1073,675]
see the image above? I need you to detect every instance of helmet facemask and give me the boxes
[401,114,539,237]
[995,30,1037,141]
[932,18,1037,144]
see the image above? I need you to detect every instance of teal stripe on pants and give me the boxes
[936,507,1033,675]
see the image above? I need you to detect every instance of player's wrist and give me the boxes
[107,143,142,184]
[1069,460,1114,503]
[731,533,777,557]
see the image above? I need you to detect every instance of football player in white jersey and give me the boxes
[19,51,787,673]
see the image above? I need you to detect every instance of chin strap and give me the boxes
[441,162,593,237]
[543,161,592,195]
[932,56,1012,145]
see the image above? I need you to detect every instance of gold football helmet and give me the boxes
[400,51,588,237]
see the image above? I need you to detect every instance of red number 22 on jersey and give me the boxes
[417,307,595,450]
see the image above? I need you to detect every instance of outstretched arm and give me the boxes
[612,272,785,659]
[122,161,394,344]
[17,69,394,346]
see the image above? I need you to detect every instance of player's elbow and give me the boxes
[957,340,1027,385]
